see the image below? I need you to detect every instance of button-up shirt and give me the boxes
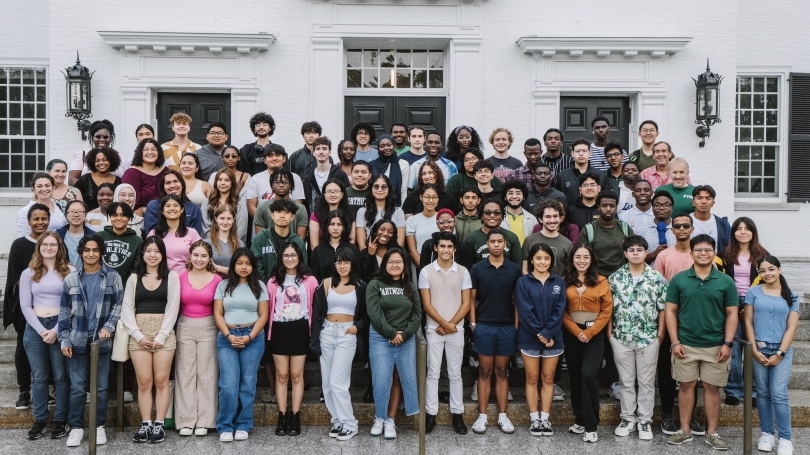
[608,263,668,348]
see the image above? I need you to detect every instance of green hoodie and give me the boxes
[454,213,483,244]
[249,228,308,282]
[97,225,143,283]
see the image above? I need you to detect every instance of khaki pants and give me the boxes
[610,337,659,423]
[175,315,218,429]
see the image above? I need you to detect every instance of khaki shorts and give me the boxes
[671,344,730,387]
[128,314,177,352]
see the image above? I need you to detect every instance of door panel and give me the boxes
[560,97,630,153]
[157,93,231,146]
[344,97,394,142]
[344,96,446,144]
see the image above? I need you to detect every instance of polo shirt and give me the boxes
[658,183,696,216]
[418,261,472,328]
[469,258,522,326]
[666,266,739,348]
[464,228,522,265]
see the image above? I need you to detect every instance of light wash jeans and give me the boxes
[66,344,111,429]
[24,316,69,423]
[426,326,465,415]
[216,326,264,434]
[610,337,659,423]
[754,342,792,441]
[725,297,756,399]
[320,321,359,432]
[369,327,419,420]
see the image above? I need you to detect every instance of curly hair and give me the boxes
[488,127,514,147]
[84,147,122,173]
[186,239,216,273]
[445,125,483,164]
[413,160,446,197]
[132,138,166,167]
[249,112,276,136]
[351,122,377,144]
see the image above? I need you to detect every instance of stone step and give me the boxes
[796,320,810,341]
[801,293,810,320]
[0,341,14,364]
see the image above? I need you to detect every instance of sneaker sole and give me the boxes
[639,434,654,441]
[27,431,45,440]
[499,426,515,435]
[15,405,29,410]
[384,434,396,440]
[667,437,694,445]
[472,427,487,435]
[149,438,165,443]
[133,438,149,443]
[569,428,585,434]
[336,434,356,441]
[705,439,728,451]
[51,432,68,439]
[661,428,678,435]
[529,430,543,437]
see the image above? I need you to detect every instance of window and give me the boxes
[0,67,47,189]
[346,49,444,89]
[734,76,780,196]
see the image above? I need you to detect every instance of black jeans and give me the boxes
[602,330,620,386]
[13,309,32,393]
[564,328,604,432]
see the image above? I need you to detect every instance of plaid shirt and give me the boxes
[506,165,533,188]
[58,265,123,354]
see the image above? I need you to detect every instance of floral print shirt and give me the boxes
[608,263,668,348]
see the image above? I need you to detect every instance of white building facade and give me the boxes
[1,0,809,256]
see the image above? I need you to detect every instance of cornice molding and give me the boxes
[516,36,692,59]
[98,31,276,54]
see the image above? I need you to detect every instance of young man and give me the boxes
[407,131,458,187]
[245,144,305,217]
[522,199,572,276]
[419,232,472,435]
[143,170,203,234]
[196,122,228,181]
[346,161,371,217]
[690,185,731,253]
[589,117,627,171]
[302,136,350,213]
[567,172,602,230]
[239,112,277,175]
[97,202,143,281]
[665,235,739,451]
[469,228,522,435]
[351,122,378,163]
[636,191,676,264]
[465,199,522,265]
[58,234,124,448]
[653,213,695,282]
[161,113,201,171]
[446,148,503,202]
[618,179,653,230]
[473,160,500,202]
[505,138,542,189]
[398,125,426,164]
[455,186,483,243]
[658,157,696,216]
[253,169,309,240]
[523,162,568,214]
[288,121,324,177]
[617,162,640,213]
[391,123,410,155]
[420,208,474,271]
[608,235,668,441]
[539,128,573,177]
[604,141,625,194]
[580,190,634,277]
[629,120,661,172]
[250,199,308,282]
[487,128,523,181]
[500,180,538,246]
[555,138,608,204]
[336,138,356,176]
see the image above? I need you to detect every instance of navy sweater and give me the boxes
[515,272,567,350]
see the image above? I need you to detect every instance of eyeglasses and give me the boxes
[40,243,59,249]
[67,210,85,215]
[640,128,657,134]
[335,260,352,267]
[282,254,298,259]
[208,131,226,137]
[605,152,622,158]
[372,184,388,190]
[626,247,646,254]
[693,248,714,254]
[457,135,472,140]
[93,135,110,140]
[672,223,692,230]
[580,183,599,188]
[356,132,369,136]
[421,195,439,201]
[653,203,673,209]
[483,210,502,216]
[463,156,478,163]
[324,190,343,195]
[387,260,404,266]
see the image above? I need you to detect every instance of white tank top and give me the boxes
[187,180,207,206]
[326,288,357,316]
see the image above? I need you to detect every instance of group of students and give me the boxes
[2,114,798,454]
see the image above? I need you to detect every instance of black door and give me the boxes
[344,96,446,144]
[156,93,231,146]
[560,97,630,153]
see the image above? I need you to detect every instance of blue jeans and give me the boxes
[319,321,358,432]
[725,297,755,399]
[24,317,69,422]
[216,326,264,434]
[66,345,112,429]
[368,327,419,420]
[754,342,792,440]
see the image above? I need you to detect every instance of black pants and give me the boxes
[564,329,604,432]
[13,309,31,393]
[602,330,620,386]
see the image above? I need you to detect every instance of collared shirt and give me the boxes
[407,156,458,188]
[608,263,668,347]
[619,205,654,232]
[666,266,739,348]
[57,265,124,353]
[506,165,533,188]
[469,258,522,326]
[640,167,693,192]
[589,144,628,171]
[745,285,800,344]
[418,261,472,328]
[506,211,526,245]
[161,139,201,171]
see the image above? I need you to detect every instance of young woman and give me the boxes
[405,184,439,269]
[20,233,74,440]
[135,124,155,144]
[402,161,454,217]
[561,245,613,443]
[74,147,122,211]
[516,243,567,437]
[310,248,367,441]
[309,210,361,282]
[213,248,269,442]
[121,236,181,444]
[122,138,169,216]
[148,195,201,273]
[202,168,248,244]
[176,240,223,437]
[267,242,318,437]
[745,256,800,455]
[445,125,483,171]
[57,200,95,267]
[113,183,144,237]
[68,119,119,186]
[212,145,249,196]
[355,174,406,250]
[47,159,83,212]
[366,246,421,440]
[359,218,401,283]
[369,134,409,205]
[17,172,67,237]
[336,139,356,176]
[204,204,244,276]
[179,152,214,207]
[85,183,116,232]
[310,179,354,248]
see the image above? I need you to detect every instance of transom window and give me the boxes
[735,76,779,196]
[346,49,444,89]
[0,67,47,189]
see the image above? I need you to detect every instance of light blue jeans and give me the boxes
[24,317,69,423]
[216,326,264,434]
[725,297,756,399]
[753,342,792,441]
[319,320,358,432]
[368,327,419,420]
[66,345,111,429]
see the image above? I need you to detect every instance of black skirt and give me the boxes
[268,318,310,356]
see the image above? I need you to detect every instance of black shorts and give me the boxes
[267,318,310,357]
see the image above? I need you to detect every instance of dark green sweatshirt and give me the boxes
[365,279,422,340]
[97,226,143,282]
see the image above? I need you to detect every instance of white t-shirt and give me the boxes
[355,206,406,237]
[405,212,438,253]
[691,214,718,247]
[70,149,130,178]
[274,275,309,322]
[245,170,305,203]
[618,184,635,212]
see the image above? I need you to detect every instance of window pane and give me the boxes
[0,121,6,135]
[737,146,750,160]
[380,50,395,68]
[753,111,764,125]
[764,178,775,193]
[766,77,778,93]
[413,69,427,88]
[23,69,35,85]
[753,94,765,109]
[751,161,762,176]
[9,86,21,102]
[429,70,443,88]
[0,103,5,117]
[428,51,444,68]
[752,127,764,142]
[346,50,362,68]
[36,87,46,102]
[8,69,21,84]
[0,68,6,84]
[9,104,20,119]
[379,68,394,88]
[753,77,765,92]
[23,121,34,135]
[23,104,34,119]
[363,50,378,67]
[35,68,45,85]
[396,50,410,68]
[737,161,749,175]
[737,178,749,193]
[739,110,751,125]
[36,121,45,136]
[412,50,428,68]
[764,146,776,160]
[739,95,751,109]
[36,104,45,119]
[0,86,5,102]
[362,69,379,88]
[766,127,777,142]
[347,69,362,88]
[766,94,777,109]
[738,77,751,92]
[751,146,762,159]
[764,161,775,176]
[739,128,751,142]
[396,69,411,88]
[766,110,777,126]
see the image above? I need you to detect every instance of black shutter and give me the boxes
[788,73,810,202]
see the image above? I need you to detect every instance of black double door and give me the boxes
[559,96,630,153]
[156,93,232,146]
[344,96,446,144]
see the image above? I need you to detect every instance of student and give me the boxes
[98,202,143,280]
[346,160,371,217]
[486,128,523,181]
[472,159,500,201]
[369,134,409,206]
[635,190,677,264]
[454,186,483,243]
[336,139,356,176]
[555,139,608,205]
[175,241,223,436]
[523,163,568,215]
[143,170,204,235]
[516,242,567,437]
[420,232,472,435]
[539,129,574,176]
[500,180,539,245]
[562,244,612,443]
[405,184,440,269]
[310,248,368,441]
[351,122,378,163]
[68,120,128,185]
[604,142,625,194]
[121,236,181,444]
[608,236,668,441]
[366,247,422,440]
[522,199,573,276]
[690,185,731,253]
[85,183,116,232]
[288,121,324,177]
[617,162,640,213]
[253,169,309,240]
[113,184,144,237]
[161,113,201,170]
[618,180,653,232]
[122,138,168,216]
[654,214,696,282]
[469,229,521,435]
[355,174,406,250]
[211,145,250,195]
[398,125,426,164]
[245,144,305,218]
[589,117,627,171]
[303,136,350,214]
[267,242,317,437]
[58,200,96,267]
[309,210,361,282]
[238,112,277,176]
[506,138,543,189]
[205,205,244,276]
[309,179,353,249]
[406,131,458,189]
[640,142,686,192]
[359,219,400,283]
[20,233,73,440]
[17,173,68,237]
[402,161,455,217]
[445,125,483,172]
[391,123,410,155]
[48,158,83,213]
[58,234,124,448]
[148,195,201,273]
[464,199,522,265]
[201,168,248,244]
[74,147,122,211]
[178,152,214,207]
[580,190,634,277]
[446,148,503,202]
[657,157,696,216]
[629,120,661,172]
[566,172,602,230]
[194,123,227,182]
[251,200,308,282]
[420,208,474,272]
[745,256,799,455]
[665,235,739,450]
[213,248,269,442]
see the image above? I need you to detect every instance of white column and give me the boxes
[448,38,482,135]
[311,37,343,143]
[121,87,151,155]
[232,88,260,147]
[638,92,667,147]
[532,92,560,139]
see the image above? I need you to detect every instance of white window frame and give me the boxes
[343,43,449,98]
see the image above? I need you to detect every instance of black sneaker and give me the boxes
[529,419,543,436]
[149,423,165,443]
[661,414,677,435]
[27,421,48,439]
[15,392,30,410]
[724,395,740,406]
[690,417,705,436]
[329,423,342,438]
[133,422,151,443]
[51,420,69,439]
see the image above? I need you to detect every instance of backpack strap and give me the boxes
[584,223,594,243]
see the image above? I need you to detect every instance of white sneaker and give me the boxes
[513,353,524,369]
[507,389,514,401]
[194,427,208,436]
[471,380,478,401]
[384,418,397,439]
[758,433,775,452]
[66,428,83,447]
[638,421,653,440]
[471,415,488,434]
[607,382,621,400]
[569,423,585,434]
[179,427,193,436]
[498,416,515,434]
[614,419,636,436]
[220,432,233,442]
[96,426,106,445]
[777,439,794,455]
[370,418,385,437]
[85,392,90,404]
[553,384,564,401]
[583,431,598,443]
[123,391,134,403]
[261,390,275,404]
[234,430,248,441]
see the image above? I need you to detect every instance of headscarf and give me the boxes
[369,134,403,206]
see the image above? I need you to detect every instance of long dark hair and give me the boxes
[724,217,769,267]
[445,125,483,164]
[369,218,400,247]
[131,138,165,167]
[224,248,263,299]
[136,236,170,280]
[413,161,446,197]
[330,247,360,288]
[322,209,351,244]
[155,194,189,238]
[374,246,415,301]
[271,241,312,287]
[364,174,397,226]
[207,168,239,222]
[757,255,797,308]
[181,152,204,180]
[160,169,189,201]
[315,179,350,238]
[527,242,555,273]
[563,244,599,287]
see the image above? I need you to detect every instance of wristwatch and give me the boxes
[723,341,734,348]
[777,350,786,358]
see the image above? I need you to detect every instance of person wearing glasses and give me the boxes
[161,113,201,171]
[555,139,608,206]
[238,112,278,176]
[351,122,378,163]
[69,120,130,185]
[57,200,95,267]
[463,199,522,265]
[195,123,228,182]
[405,184,440,269]
[633,191,677,265]
[589,117,627,171]
[566,172,603,231]
[355,175,406,251]
[604,142,626,195]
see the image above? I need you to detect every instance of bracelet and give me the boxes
[671,341,681,349]
[248,334,253,342]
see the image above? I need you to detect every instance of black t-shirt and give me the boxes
[469,258,522,326]
[487,156,523,182]
[239,141,273,176]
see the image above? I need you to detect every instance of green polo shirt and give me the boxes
[665,266,738,348]
[658,183,696,217]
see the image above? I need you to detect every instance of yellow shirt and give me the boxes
[161,139,201,171]
[506,211,526,245]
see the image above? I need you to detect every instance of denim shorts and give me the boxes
[472,324,517,357]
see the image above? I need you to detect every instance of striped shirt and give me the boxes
[589,143,628,171]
